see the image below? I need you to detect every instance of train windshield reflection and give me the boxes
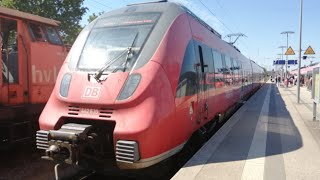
[77,13,160,71]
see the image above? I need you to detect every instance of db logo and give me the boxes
[82,86,101,99]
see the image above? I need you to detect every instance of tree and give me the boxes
[0,0,88,44]
[87,12,104,24]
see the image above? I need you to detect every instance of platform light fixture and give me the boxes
[281,31,295,84]
[278,46,286,60]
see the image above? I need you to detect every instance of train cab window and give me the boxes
[1,18,19,84]
[176,41,197,98]
[212,50,224,88]
[29,23,46,42]
[45,26,63,45]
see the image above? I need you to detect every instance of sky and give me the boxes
[80,0,320,71]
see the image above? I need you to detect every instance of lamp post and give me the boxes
[281,31,295,85]
[297,0,303,103]
[277,53,284,78]
[278,46,286,60]
[277,53,282,59]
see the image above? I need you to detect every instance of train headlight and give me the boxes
[117,74,141,100]
[60,73,72,97]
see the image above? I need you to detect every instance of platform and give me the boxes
[172,82,320,180]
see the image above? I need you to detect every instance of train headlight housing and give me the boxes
[60,73,72,97]
[117,74,141,100]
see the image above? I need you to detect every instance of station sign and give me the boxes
[285,46,295,55]
[273,60,285,65]
[288,60,298,65]
[273,60,297,65]
[304,46,315,55]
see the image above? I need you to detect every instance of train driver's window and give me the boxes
[45,26,63,45]
[176,41,197,98]
[29,23,46,42]
[212,50,224,88]
[1,18,19,84]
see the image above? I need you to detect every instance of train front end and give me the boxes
[36,3,187,170]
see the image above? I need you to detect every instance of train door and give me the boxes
[238,62,245,100]
[195,44,209,125]
[0,17,25,105]
[175,40,199,137]
[230,58,238,103]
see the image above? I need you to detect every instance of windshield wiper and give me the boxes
[93,32,138,82]
[93,49,127,82]
[122,33,138,72]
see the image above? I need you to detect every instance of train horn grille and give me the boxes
[116,140,140,163]
[68,106,80,115]
[99,108,113,119]
[67,106,114,120]
[36,130,49,150]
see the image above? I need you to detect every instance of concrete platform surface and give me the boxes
[172,83,320,180]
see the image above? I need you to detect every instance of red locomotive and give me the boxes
[0,7,67,148]
[36,1,264,172]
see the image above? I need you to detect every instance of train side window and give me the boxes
[212,50,224,88]
[29,23,46,42]
[224,56,233,86]
[229,57,235,75]
[202,46,214,89]
[202,46,214,72]
[237,61,243,85]
[198,46,204,73]
[248,71,252,84]
[233,59,240,85]
[244,71,248,85]
[176,41,197,98]
[45,26,63,45]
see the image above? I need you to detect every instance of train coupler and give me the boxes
[37,123,93,165]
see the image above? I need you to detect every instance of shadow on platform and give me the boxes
[184,84,303,167]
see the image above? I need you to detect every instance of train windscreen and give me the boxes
[76,13,160,72]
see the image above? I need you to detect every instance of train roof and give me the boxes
[100,2,183,20]
[100,1,221,38]
[0,6,60,26]
[97,1,257,71]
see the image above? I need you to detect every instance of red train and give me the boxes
[36,1,264,172]
[0,7,67,148]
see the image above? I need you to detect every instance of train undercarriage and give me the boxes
[0,104,44,149]
[37,119,117,169]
